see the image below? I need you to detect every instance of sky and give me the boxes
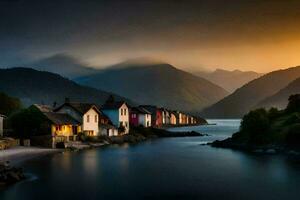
[1,0,300,73]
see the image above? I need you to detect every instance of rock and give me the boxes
[0,162,25,187]
[265,149,276,154]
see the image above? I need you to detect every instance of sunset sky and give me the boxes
[1,0,300,72]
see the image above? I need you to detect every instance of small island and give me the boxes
[212,94,300,154]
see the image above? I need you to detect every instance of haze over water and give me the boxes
[1,119,300,200]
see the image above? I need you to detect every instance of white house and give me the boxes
[54,100,101,136]
[0,114,5,137]
[101,99,130,134]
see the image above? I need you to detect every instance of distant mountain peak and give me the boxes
[27,53,98,78]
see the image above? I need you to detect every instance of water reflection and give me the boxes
[2,119,300,200]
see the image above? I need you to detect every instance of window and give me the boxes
[124,109,127,115]
[125,122,128,127]
[95,115,98,123]
[121,109,123,116]
[87,115,90,123]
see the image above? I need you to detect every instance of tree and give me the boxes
[240,108,270,144]
[286,94,300,113]
[9,106,47,138]
[0,92,22,116]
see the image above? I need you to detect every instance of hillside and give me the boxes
[0,68,131,107]
[28,54,98,78]
[75,63,228,113]
[195,69,262,93]
[212,94,300,152]
[201,66,300,118]
[257,77,300,109]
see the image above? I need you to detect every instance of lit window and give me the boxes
[87,115,90,123]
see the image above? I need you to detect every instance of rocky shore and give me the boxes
[0,162,25,187]
[211,138,300,155]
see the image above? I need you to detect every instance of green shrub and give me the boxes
[285,124,300,148]
[240,108,271,144]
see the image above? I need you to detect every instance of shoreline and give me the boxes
[0,146,62,165]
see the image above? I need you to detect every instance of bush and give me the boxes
[240,108,270,144]
[285,124,300,148]
[283,113,300,125]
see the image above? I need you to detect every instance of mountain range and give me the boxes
[28,54,98,78]
[201,66,300,118]
[75,63,229,113]
[194,69,262,93]
[0,68,130,107]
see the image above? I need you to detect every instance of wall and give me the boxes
[138,114,151,127]
[119,103,129,134]
[83,108,99,136]
[0,116,3,137]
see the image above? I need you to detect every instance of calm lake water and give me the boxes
[2,119,300,200]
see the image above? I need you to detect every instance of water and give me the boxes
[2,119,300,200]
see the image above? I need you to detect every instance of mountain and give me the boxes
[28,54,98,78]
[75,63,229,113]
[0,68,131,107]
[194,69,262,93]
[257,77,300,109]
[201,66,300,118]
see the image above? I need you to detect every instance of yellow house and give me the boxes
[170,112,177,125]
[42,112,81,147]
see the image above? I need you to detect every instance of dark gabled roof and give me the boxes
[54,102,100,115]
[102,101,126,110]
[33,104,53,112]
[43,112,80,125]
[131,107,151,114]
[139,105,158,114]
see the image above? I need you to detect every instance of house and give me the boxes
[0,114,6,137]
[170,112,177,125]
[129,107,152,127]
[161,108,171,125]
[139,105,162,127]
[54,99,101,136]
[99,123,118,137]
[31,104,81,148]
[101,96,130,134]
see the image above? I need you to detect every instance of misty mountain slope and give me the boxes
[201,66,300,118]
[195,69,262,93]
[75,63,228,112]
[0,68,131,107]
[256,77,300,109]
[28,54,98,78]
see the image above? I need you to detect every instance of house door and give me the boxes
[73,126,78,135]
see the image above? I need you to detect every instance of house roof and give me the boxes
[33,104,53,112]
[55,102,101,115]
[0,114,6,118]
[131,107,151,114]
[43,112,80,125]
[102,101,126,110]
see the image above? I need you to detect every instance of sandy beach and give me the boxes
[0,147,61,164]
